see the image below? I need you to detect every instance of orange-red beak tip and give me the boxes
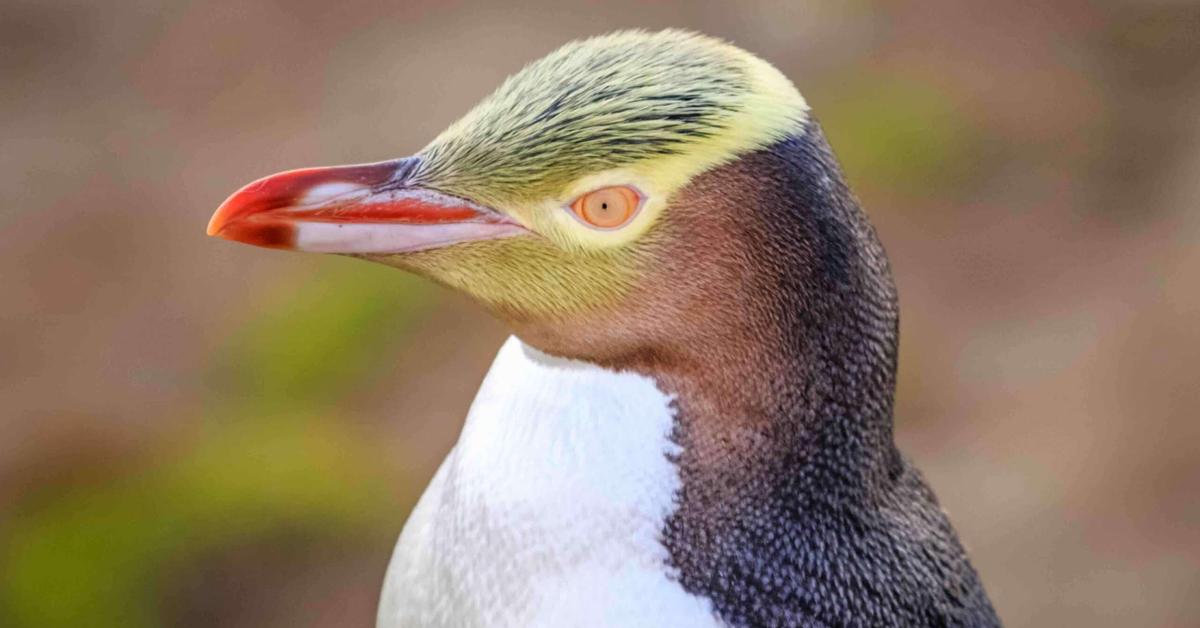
[206,202,232,237]
[205,177,302,249]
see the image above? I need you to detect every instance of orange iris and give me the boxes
[570,186,641,229]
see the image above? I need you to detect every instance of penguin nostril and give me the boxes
[391,156,423,184]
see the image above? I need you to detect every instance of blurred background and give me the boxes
[3,0,1198,626]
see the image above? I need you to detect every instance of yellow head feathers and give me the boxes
[412,30,809,251]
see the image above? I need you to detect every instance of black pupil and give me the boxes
[601,203,608,210]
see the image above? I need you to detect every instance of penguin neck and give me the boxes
[635,127,996,628]
[635,124,903,494]
[655,309,901,494]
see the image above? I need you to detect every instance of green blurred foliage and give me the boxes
[1,261,435,628]
[818,73,981,199]
[210,260,432,407]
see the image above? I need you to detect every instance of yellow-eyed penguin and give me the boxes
[208,29,1000,628]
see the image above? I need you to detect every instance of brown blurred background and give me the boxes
[3,0,1198,626]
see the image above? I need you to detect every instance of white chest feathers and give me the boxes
[377,336,720,628]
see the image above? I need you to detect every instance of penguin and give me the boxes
[208,29,1000,628]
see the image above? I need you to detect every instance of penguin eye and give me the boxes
[569,186,641,229]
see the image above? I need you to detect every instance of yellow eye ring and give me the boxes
[569,185,642,229]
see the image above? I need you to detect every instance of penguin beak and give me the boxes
[207,158,525,254]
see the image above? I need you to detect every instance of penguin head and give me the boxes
[208,31,844,364]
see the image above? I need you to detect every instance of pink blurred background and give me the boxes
[3,1,1198,626]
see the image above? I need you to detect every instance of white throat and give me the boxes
[377,336,719,627]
